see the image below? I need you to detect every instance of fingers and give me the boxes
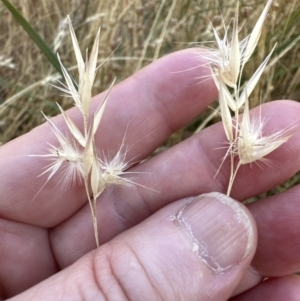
[249,184,300,277]
[228,184,300,296]
[11,193,257,301]
[231,275,300,301]
[0,49,217,227]
[0,218,57,298]
[51,100,300,267]
[3,176,299,298]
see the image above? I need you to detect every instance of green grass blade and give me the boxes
[1,0,62,75]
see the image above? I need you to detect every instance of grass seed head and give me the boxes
[237,98,294,165]
[205,4,243,88]
[100,145,132,188]
[205,0,273,94]
[33,114,84,187]
[56,16,101,119]
[43,144,84,188]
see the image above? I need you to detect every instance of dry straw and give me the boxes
[34,17,131,247]
[207,0,295,195]
[0,55,15,69]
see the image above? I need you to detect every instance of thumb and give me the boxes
[13,192,257,301]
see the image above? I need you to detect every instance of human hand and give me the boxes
[0,49,300,300]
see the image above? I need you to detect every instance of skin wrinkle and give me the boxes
[47,228,61,276]
[0,197,27,212]
[111,185,155,228]
[90,253,109,301]
[103,157,160,229]
[92,241,142,301]
[122,120,160,161]
[109,189,146,230]
[119,241,164,301]
[0,218,50,254]
[77,281,89,301]
[126,114,153,134]
[0,221,44,245]
[106,253,130,301]
[63,242,90,261]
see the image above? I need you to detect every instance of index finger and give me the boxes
[0,49,217,227]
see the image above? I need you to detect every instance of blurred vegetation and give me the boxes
[0,0,299,191]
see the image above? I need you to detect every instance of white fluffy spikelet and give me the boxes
[100,145,132,188]
[209,3,241,88]
[31,113,84,187]
[238,98,294,165]
[202,0,273,109]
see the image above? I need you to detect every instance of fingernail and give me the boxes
[174,192,255,273]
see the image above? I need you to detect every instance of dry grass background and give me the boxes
[0,0,299,193]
